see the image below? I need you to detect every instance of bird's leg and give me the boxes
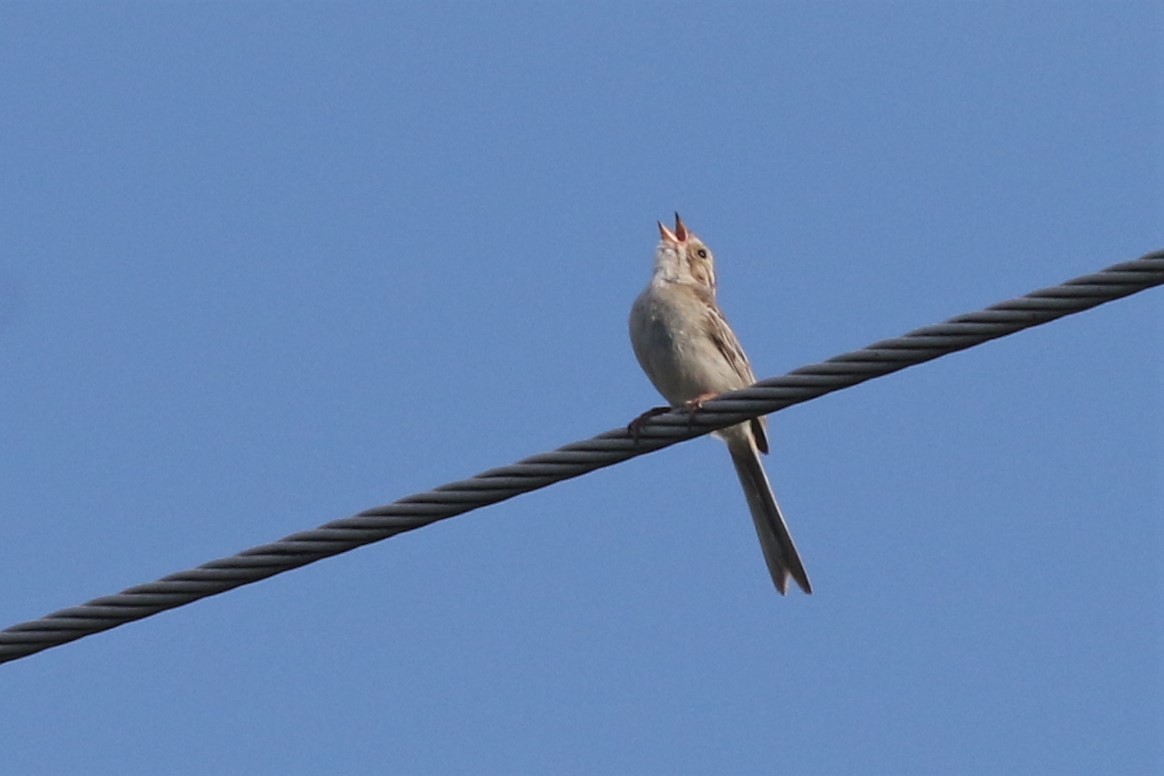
[627,405,671,442]
[682,392,721,429]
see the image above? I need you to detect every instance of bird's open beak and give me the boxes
[657,212,688,243]
[657,220,678,244]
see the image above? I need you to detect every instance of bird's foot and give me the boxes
[627,406,671,443]
[682,392,720,429]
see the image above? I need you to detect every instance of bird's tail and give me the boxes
[728,440,812,595]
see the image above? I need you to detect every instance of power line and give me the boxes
[2,249,1161,665]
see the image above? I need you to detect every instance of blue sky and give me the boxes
[1,3,1160,773]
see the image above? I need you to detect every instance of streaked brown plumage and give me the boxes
[629,214,811,595]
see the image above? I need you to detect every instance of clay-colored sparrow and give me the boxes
[629,214,811,595]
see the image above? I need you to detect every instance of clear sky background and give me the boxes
[1,3,1161,774]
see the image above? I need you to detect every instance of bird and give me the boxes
[628,213,811,595]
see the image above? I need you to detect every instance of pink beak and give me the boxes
[657,212,688,243]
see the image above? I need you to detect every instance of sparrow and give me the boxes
[628,213,811,595]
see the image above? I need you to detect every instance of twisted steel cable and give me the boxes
[2,250,1161,665]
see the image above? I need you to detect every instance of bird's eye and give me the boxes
[697,249,708,259]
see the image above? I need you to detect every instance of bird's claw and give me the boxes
[627,406,671,443]
[682,392,720,429]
